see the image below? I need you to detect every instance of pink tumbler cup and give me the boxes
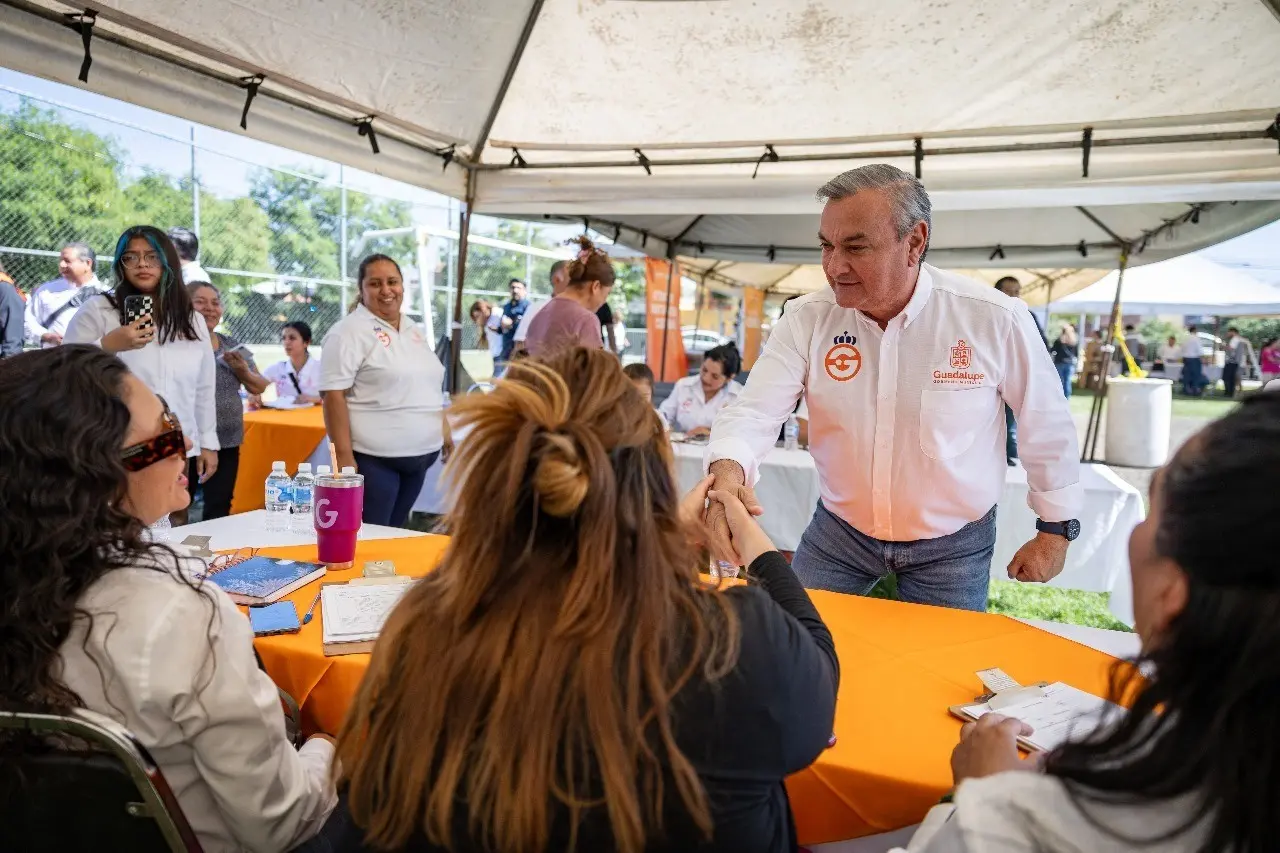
[314,469,364,568]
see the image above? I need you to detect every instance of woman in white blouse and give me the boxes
[659,343,744,438]
[321,254,452,528]
[260,321,323,405]
[0,345,336,852]
[65,226,219,490]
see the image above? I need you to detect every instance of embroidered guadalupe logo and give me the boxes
[950,339,972,370]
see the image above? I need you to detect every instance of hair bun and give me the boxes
[533,432,589,518]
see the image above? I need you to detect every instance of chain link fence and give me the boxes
[0,86,576,378]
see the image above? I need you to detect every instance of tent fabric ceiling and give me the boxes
[1053,254,1280,315]
[2,0,1280,272]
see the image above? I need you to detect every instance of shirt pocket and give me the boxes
[919,386,996,461]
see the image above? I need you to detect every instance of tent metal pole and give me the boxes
[469,0,546,162]
[1083,249,1130,463]
[450,170,477,394]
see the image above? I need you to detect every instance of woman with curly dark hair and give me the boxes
[0,346,337,851]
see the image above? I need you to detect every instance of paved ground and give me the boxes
[1070,412,1208,505]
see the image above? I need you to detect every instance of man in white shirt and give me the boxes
[24,242,104,347]
[1181,325,1207,396]
[514,260,570,352]
[168,226,212,285]
[704,165,1082,611]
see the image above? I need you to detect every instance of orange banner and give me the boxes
[645,258,688,382]
[742,288,765,369]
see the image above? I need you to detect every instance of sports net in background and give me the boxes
[0,89,572,363]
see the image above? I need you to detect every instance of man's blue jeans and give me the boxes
[792,502,997,611]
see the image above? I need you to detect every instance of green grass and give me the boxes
[869,573,1131,632]
[1066,386,1240,421]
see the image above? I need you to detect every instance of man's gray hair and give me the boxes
[816,164,932,257]
[63,241,96,266]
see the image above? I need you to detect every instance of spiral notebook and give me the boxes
[203,556,326,605]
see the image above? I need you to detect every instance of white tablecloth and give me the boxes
[175,509,426,552]
[670,443,1142,625]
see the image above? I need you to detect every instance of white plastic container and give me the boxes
[1105,378,1173,468]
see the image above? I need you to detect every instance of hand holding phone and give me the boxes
[103,316,155,353]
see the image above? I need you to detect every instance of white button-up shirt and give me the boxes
[64,295,219,456]
[320,304,445,458]
[24,275,105,346]
[659,374,744,433]
[264,356,323,401]
[706,264,1081,542]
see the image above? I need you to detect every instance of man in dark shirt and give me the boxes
[596,300,618,354]
[994,276,1049,465]
[499,278,529,363]
[0,261,24,357]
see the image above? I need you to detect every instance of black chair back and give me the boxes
[0,709,202,852]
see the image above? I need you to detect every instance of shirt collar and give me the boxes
[899,264,934,330]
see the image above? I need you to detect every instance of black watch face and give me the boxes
[1064,519,1081,541]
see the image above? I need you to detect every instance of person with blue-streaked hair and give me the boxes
[66,225,220,500]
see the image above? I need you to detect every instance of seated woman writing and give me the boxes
[0,346,337,852]
[327,347,838,853]
[659,343,744,438]
[894,393,1280,853]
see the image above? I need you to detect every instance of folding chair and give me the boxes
[0,707,202,852]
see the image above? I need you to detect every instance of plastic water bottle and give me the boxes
[784,414,800,451]
[291,463,315,535]
[149,514,172,542]
[265,461,293,532]
[712,560,740,581]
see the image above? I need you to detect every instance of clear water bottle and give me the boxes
[712,560,740,581]
[291,463,315,535]
[265,461,293,532]
[149,514,172,542]
[784,414,800,451]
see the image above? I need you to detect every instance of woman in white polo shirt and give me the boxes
[65,225,219,499]
[321,254,450,528]
[659,343,744,438]
[261,321,322,404]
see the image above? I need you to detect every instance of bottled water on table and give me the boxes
[265,460,293,532]
[291,463,315,535]
[711,560,740,581]
[783,414,800,451]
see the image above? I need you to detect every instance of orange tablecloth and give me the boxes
[252,538,1121,846]
[230,407,328,514]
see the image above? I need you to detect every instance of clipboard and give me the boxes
[947,668,1119,754]
[947,681,1053,753]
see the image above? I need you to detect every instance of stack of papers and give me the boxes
[955,682,1119,752]
[321,579,415,655]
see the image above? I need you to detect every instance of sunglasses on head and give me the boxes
[121,397,186,472]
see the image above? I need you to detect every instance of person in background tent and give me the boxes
[167,226,211,286]
[0,346,338,852]
[659,343,743,439]
[1083,328,1106,390]
[623,361,656,405]
[64,226,219,504]
[468,298,505,369]
[1223,326,1256,398]
[1050,322,1079,398]
[1155,334,1181,375]
[1181,325,1206,396]
[704,165,1082,612]
[514,260,570,355]
[523,237,615,357]
[890,393,1280,853]
[320,254,451,529]
[598,297,619,354]
[1120,323,1143,374]
[326,348,838,853]
[0,259,23,357]
[993,276,1047,465]
[24,241,104,348]
[189,281,269,520]
[1259,337,1280,389]
[259,321,323,406]
[498,277,530,364]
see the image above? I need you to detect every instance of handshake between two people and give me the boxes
[678,459,774,569]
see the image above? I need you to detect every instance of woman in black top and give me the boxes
[1050,322,1080,399]
[325,347,838,853]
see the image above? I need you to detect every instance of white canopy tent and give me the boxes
[3,0,1280,371]
[1053,254,1280,316]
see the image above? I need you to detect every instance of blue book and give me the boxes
[204,556,326,605]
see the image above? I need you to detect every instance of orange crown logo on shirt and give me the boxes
[824,332,862,382]
[950,339,972,369]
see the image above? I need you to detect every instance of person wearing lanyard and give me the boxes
[659,343,743,438]
[261,321,322,405]
[702,165,1082,611]
[65,225,219,499]
[320,254,452,529]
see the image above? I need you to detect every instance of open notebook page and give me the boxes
[963,683,1121,752]
[321,582,415,644]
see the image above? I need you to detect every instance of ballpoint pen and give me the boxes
[302,589,322,625]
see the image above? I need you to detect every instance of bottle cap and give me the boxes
[316,465,332,475]
[297,463,312,473]
[271,461,286,471]
[341,466,356,476]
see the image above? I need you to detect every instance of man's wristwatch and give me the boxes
[1036,518,1081,541]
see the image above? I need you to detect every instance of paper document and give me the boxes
[964,683,1119,752]
[321,581,415,645]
